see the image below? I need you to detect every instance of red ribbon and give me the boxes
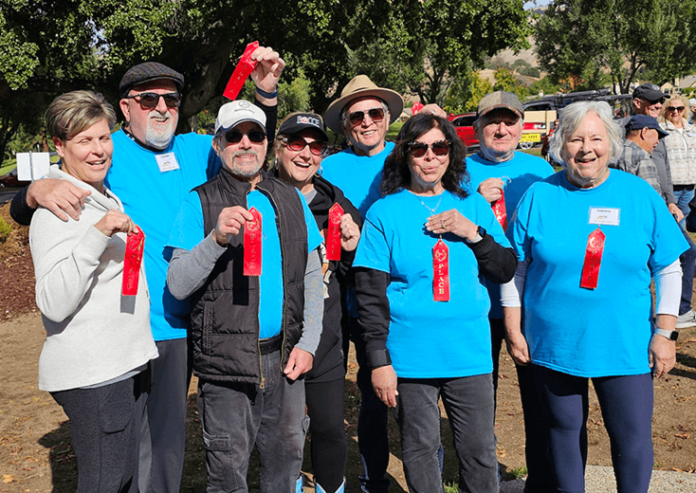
[580,227,605,289]
[223,41,259,100]
[433,239,450,302]
[492,188,508,230]
[243,207,263,276]
[122,229,145,296]
[326,203,343,261]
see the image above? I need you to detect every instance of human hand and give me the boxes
[649,333,676,379]
[94,210,138,237]
[339,213,361,252]
[420,104,447,118]
[505,331,531,366]
[668,203,684,223]
[477,178,505,204]
[372,365,398,408]
[213,206,255,246]
[250,46,285,96]
[26,179,91,222]
[426,209,478,240]
[283,347,314,381]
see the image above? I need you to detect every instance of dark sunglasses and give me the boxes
[224,130,266,144]
[125,92,181,108]
[348,107,386,126]
[646,98,666,105]
[667,106,685,112]
[283,136,327,156]
[407,140,451,158]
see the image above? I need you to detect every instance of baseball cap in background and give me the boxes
[632,83,668,102]
[215,100,267,134]
[625,114,669,138]
[119,62,185,98]
[477,91,524,119]
[278,112,328,141]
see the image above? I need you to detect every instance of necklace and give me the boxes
[414,191,444,215]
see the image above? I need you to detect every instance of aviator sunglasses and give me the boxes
[347,107,386,126]
[125,92,182,108]
[224,129,266,144]
[667,106,685,112]
[407,140,451,158]
[283,136,328,156]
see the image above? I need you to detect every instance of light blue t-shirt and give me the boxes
[509,170,687,378]
[321,142,395,218]
[167,188,323,339]
[105,130,220,341]
[353,189,511,379]
[466,151,554,318]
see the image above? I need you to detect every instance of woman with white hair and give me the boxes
[501,101,686,493]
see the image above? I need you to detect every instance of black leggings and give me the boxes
[305,377,347,492]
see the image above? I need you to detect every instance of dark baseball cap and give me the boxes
[632,83,668,102]
[278,112,328,141]
[625,115,669,138]
[119,62,185,98]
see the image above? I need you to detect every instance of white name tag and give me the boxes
[589,207,620,226]
[155,152,180,173]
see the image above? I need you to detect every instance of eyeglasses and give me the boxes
[645,98,665,105]
[283,136,327,156]
[347,108,386,126]
[407,140,451,158]
[667,106,685,112]
[224,130,266,144]
[125,92,181,108]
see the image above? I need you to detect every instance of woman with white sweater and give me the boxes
[30,91,158,493]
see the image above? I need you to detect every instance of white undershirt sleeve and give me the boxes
[655,259,682,316]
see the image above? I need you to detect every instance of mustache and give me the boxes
[232,149,259,159]
[148,111,171,121]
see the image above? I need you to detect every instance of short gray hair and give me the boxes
[548,101,623,167]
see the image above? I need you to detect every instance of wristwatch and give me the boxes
[655,328,679,341]
[465,225,486,244]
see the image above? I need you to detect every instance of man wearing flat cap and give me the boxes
[165,100,324,493]
[10,47,285,493]
[466,91,555,493]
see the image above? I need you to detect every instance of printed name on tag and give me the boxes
[155,152,180,173]
[589,207,620,226]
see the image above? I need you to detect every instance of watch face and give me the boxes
[670,331,679,341]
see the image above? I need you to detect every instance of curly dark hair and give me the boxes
[380,113,469,198]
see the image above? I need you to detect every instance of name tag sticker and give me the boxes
[589,207,620,226]
[155,152,180,173]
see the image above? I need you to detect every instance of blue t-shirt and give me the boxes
[353,189,511,378]
[105,130,220,341]
[508,170,688,377]
[320,142,395,218]
[466,151,554,318]
[167,188,322,339]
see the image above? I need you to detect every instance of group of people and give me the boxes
[10,44,693,493]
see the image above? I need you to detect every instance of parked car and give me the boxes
[448,113,479,149]
[0,168,29,188]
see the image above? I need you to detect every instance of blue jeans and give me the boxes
[533,366,653,493]
[395,374,498,493]
[673,185,694,229]
[678,226,696,315]
[197,349,308,493]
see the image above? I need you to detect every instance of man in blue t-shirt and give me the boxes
[466,91,555,493]
[10,50,285,493]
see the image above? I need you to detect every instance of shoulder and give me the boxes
[364,191,404,219]
[173,132,213,147]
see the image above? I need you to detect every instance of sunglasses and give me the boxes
[407,140,451,158]
[283,136,327,156]
[125,92,181,108]
[347,107,386,126]
[667,106,685,112]
[224,130,266,144]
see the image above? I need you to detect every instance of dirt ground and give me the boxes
[1,202,695,492]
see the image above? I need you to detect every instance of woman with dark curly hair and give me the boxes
[353,113,517,493]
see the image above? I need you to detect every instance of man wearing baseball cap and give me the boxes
[468,91,555,493]
[165,99,324,493]
[10,47,285,492]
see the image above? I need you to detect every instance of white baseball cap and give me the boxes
[215,100,267,134]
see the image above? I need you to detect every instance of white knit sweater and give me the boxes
[30,166,158,391]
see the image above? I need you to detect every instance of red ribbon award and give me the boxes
[492,188,508,230]
[433,239,450,302]
[122,229,145,296]
[223,41,260,100]
[244,207,263,276]
[580,227,605,289]
[326,203,343,261]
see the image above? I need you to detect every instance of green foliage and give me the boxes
[528,76,561,97]
[443,71,493,113]
[493,67,527,100]
[0,217,13,244]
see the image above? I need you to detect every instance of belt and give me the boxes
[259,333,282,355]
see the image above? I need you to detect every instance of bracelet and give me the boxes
[256,86,278,99]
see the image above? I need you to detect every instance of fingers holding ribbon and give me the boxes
[339,213,361,252]
[214,206,255,246]
[250,45,285,94]
[426,209,478,240]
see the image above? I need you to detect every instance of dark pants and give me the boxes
[197,348,308,493]
[52,375,143,493]
[533,366,653,493]
[305,378,347,493]
[396,374,498,493]
[678,226,696,315]
[139,338,192,493]
[490,319,555,493]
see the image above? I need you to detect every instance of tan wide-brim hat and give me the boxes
[324,75,404,135]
